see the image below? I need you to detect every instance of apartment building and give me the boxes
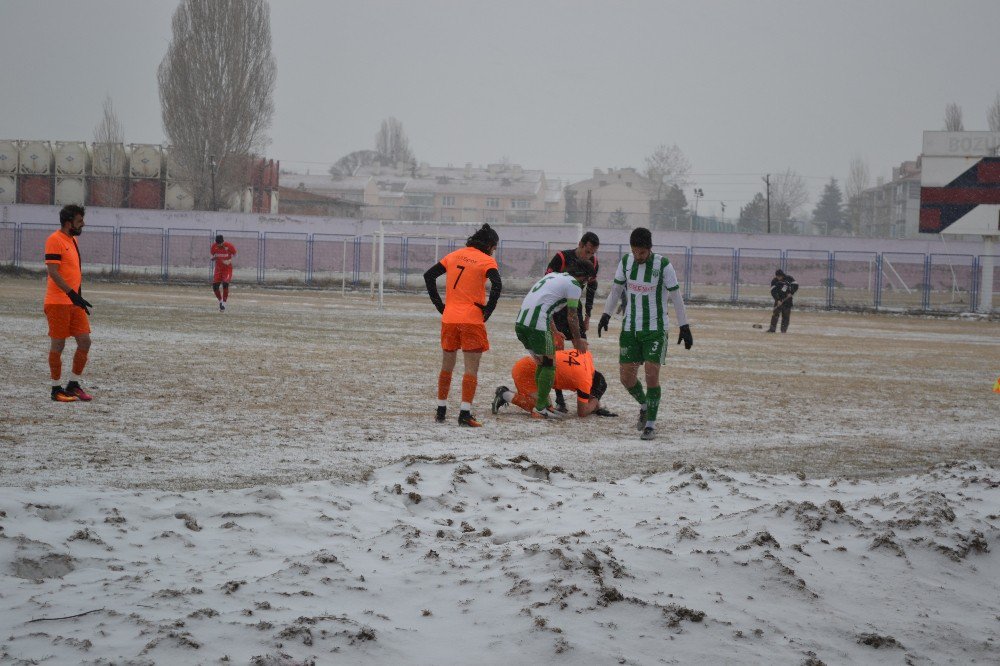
[281,162,564,224]
[566,167,661,226]
[858,160,921,238]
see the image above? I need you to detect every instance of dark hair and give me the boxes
[591,371,607,400]
[566,258,594,280]
[629,227,652,249]
[216,234,224,244]
[59,204,85,225]
[466,223,499,253]
[580,231,600,247]
[775,269,785,277]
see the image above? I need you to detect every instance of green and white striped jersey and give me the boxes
[605,253,681,332]
[516,273,583,331]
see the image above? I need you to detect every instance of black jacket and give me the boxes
[770,274,799,304]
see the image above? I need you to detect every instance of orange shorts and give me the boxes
[512,356,538,395]
[44,304,91,339]
[441,322,489,352]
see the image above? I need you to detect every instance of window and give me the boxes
[485,198,500,209]
[442,196,455,207]
[511,199,531,209]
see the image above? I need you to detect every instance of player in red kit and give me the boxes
[211,234,237,311]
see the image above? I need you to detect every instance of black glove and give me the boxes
[594,407,618,417]
[677,324,692,349]
[67,289,92,314]
[475,302,493,322]
[597,313,610,338]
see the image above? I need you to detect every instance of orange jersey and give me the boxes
[44,230,82,305]
[439,246,498,324]
[513,349,595,401]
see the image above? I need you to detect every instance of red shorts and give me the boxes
[213,265,233,283]
[441,323,489,352]
[44,304,91,339]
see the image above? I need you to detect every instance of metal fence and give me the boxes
[0,221,995,313]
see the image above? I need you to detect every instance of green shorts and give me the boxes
[619,330,667,365]
[515,323,554,357]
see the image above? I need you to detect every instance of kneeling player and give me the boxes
[492,349,613,418]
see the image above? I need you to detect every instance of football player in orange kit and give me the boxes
[491,349,613,418]
[211,234,237,311]
[423,224,502,427]
[43,205,94,402]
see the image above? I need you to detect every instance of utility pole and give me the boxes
[585,189,592,227]
[691,188,704,232]
[762,174,771,233]
[209,154,218,212]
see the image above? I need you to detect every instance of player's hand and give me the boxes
[594,407,618,417]
[552,331,566,350]
[597,313,610,338]
[67,289,92,314]
[573,337,588,354]
[224,259,232,266]
[435,302,446,315]
[474,302,492,321]
[677,324,693,349]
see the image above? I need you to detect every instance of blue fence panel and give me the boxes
[165,228,213,280]
[214,229,262,284]
[118,227,165,278]
[927,253,976,312]
[832,251,877,308]
[262,232,309,284]
[18,223,56,270]
[879,252,928,312]
[689,247,735,302]
[735,247,781,303]
[310,234,355,286]
[402,236,457,291]
[978,253,1000,313]
[784,250,832,308]
[0,222,16,265]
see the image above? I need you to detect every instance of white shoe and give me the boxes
[219,302,226,311]
[531,406,564,419]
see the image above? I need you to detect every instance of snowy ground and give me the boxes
[0,275,998,664]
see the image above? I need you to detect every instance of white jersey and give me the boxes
[516,273,583,331]
[605,253,681,332]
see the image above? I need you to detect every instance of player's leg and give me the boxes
[619,330,647,427]
[457,349,483,426]
[44,305,77,402]
[221,281,230,310]
[638,332,667,440]
[65,327,93,401]
[767,304,780,333]
[212,281,223,309]
[780,302,791,332]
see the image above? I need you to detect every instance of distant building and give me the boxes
[566,167,661,227]
[858,160,921,238]
[275,183,364,218]
[281,162,564,224]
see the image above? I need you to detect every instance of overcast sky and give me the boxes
[3,0,1000,214]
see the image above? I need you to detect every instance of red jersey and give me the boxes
[211,242,237,265]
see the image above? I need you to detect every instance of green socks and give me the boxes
[626,381,646,405]
[535,364,556,410]
[647,385,661,422]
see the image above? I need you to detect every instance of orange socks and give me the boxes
[72,349,88,376]
[48,352,61,381]
[461,374,477,403]
[438,371,453,400]
[512,393,535,412]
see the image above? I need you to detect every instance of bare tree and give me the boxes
[769,169,809,232]
[92,94,127,207]
[944,102,964,131]
[988,94,1000,133]
[158,0,276,210]
[329,149,380,178]
[845,156,870,235]
[644,143,691,196]
[375,117,415,167]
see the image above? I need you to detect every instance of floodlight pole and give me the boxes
[763,174,771,233]
[209,154,218,211]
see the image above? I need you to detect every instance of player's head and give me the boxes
[566,257,594,281]
[59,204,85,236]
[591,371,607,400]
[467,224,499,255]
[578,231,600,260]
[775,269,785,278]
[629,227,652,262]
[215,234,224,244]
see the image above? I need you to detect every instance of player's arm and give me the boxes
[598,273,625,337]
[577,394,601,417]
[479,268,502,321]
[423,262,447,314]
[565,300,587,352]
[46,264,72,293]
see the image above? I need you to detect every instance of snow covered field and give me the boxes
[0,275,998,664]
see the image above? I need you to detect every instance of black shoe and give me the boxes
[51,385,78,402]
[765,329,776,333]
[636,406,647,432]
[554,390,568,413]
[435,406,447,423]
[458,410,483,427]
[640,426,656,441]
[491,386,509,415]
